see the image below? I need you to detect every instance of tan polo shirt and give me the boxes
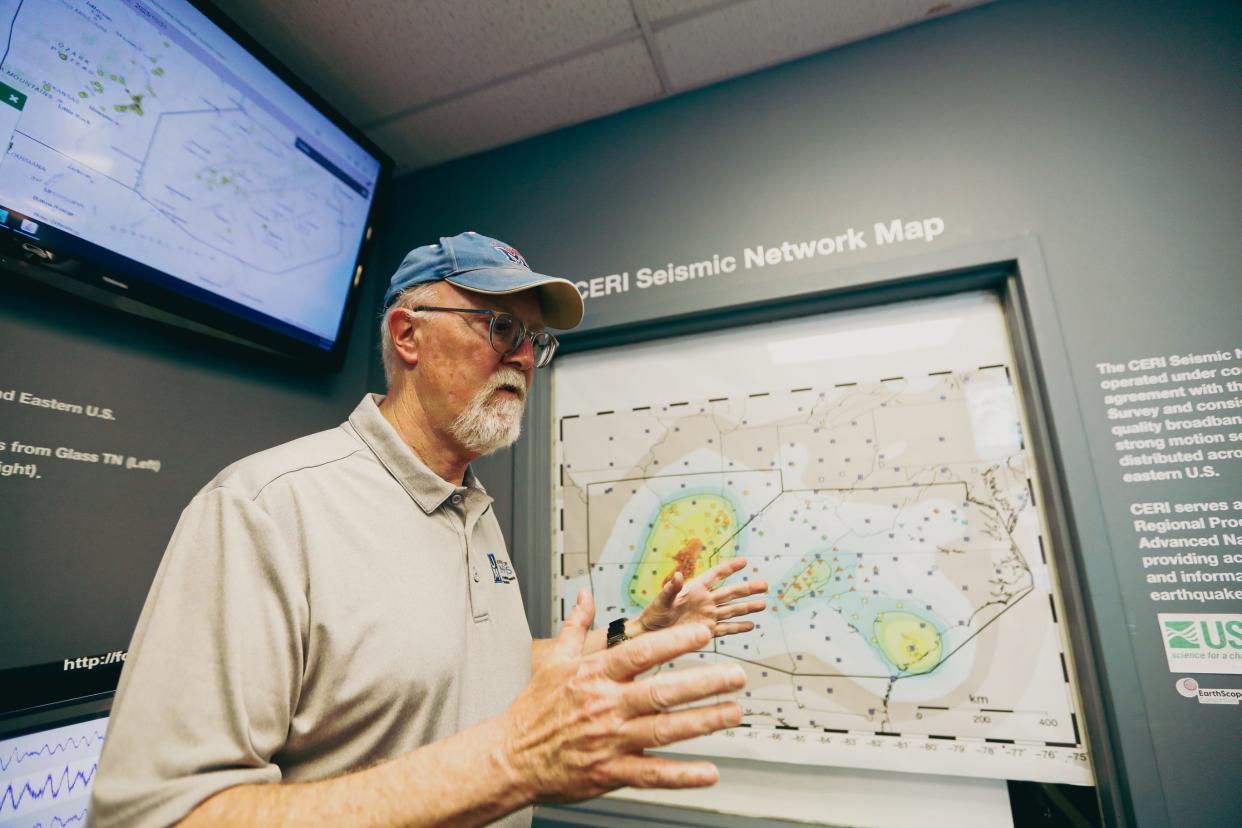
[88,394,534,827]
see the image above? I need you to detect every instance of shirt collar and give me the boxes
[348,394,491,514]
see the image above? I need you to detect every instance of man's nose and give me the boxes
[503,334,535,372]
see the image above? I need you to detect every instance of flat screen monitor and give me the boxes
[0,0,389,367]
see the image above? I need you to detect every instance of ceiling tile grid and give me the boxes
[654,0,990,92]
[207,0,992,172]
[369,38,663,170]
[212,0,641,124]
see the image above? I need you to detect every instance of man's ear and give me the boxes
[387,309,420,368]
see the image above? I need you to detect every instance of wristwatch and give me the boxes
[607,617,629,648]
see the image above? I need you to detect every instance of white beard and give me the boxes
[448,368,527,455]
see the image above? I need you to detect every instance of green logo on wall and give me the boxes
[1158,614,1242,675]
[1163,620,1200,649]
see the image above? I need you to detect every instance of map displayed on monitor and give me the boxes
[553,293,1093,785]
[0,0,381,348]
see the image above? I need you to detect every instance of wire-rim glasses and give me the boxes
[411,306,559,368]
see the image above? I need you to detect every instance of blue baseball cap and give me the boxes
[383,231,584,330]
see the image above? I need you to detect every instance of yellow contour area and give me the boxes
[874,611,941,673]
[627,494,737,609]
[776,558,838,610]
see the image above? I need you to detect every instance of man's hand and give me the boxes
[179,590,745,828]
[637,557,768,638]
[501,589,746,803]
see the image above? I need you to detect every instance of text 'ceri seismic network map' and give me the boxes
[556,368,1092,783]
[0,0,378,340]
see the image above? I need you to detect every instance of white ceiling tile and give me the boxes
[210,0,641,126]
[643,0,740,24]
[207,0,992,171]
[367,39,662,170]
[208,0,377,125]
[656,0,990,92]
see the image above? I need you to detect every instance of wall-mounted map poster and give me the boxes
[553,292,1092,785]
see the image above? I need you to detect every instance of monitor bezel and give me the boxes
[0,696,112,741]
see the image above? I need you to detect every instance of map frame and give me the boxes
[549,290,1097,786]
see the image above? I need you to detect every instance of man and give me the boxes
[89,232,768,827]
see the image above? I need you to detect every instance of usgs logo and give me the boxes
[1159,614,1242,675]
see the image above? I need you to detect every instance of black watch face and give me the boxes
[607,619,627,646]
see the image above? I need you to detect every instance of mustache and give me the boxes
[482,367,528,402]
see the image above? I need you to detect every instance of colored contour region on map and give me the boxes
[626,493,738,609]
[770,547,949,676]
[627,491,947,678]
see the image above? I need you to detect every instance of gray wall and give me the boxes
[376,1,1241,826]
[1,252,382,675]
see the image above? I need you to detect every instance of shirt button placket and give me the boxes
[455,492,488,621]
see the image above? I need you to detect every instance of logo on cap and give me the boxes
[490,242,527,268]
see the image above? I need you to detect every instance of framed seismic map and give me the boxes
[552,291,1093,785]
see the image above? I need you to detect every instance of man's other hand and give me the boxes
[500,589,745,803]
[638,557,768,638]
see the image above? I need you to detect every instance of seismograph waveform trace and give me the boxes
[0,763,97,814]
[0,717,108,826]
[0,731,105,773]
[23,806,88,828]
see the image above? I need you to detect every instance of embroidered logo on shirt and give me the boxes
[486,553,516,584]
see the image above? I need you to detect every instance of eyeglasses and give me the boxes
[411,306,559,368]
